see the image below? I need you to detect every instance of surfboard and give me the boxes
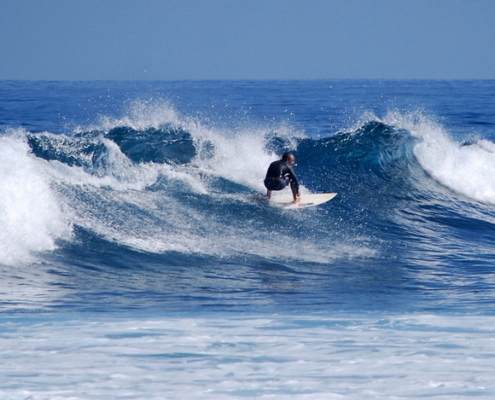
[268,192,337,209]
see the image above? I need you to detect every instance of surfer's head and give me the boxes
[282,152,296,165]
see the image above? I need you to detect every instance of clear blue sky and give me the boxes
[1,0,494,80]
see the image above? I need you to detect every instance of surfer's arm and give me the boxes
[285,165,300,202]
[286,166,299,192]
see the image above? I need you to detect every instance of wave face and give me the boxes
[2,81,495,315]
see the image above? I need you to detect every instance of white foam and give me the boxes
[415,132,495,203]
[1,314,494,399]
[367,110,495,204]
[0,133,72,265]
[191,127,277,191]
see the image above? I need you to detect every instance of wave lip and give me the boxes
[415,129,495,204]
[326,110,495,205]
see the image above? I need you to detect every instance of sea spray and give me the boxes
[0,133,72,265]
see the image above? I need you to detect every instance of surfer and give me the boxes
[264,152,301,202]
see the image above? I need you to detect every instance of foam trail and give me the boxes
[0,133,72,265]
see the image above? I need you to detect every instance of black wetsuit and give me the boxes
[264,160,299,192]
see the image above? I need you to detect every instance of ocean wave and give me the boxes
[3,104,495,269]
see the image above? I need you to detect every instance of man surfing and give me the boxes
[264,152,301,202]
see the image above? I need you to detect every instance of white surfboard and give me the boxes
[269,192,337,209]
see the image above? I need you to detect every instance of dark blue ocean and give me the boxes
[1,80,495,399]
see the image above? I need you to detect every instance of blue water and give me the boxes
[2,80,495,399]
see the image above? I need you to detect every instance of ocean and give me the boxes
[1,79,495,399]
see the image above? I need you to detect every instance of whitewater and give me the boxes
[1,80,495,399]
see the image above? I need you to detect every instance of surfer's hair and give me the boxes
[282,152,294,161]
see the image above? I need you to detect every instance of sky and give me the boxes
[1,0,494,80]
